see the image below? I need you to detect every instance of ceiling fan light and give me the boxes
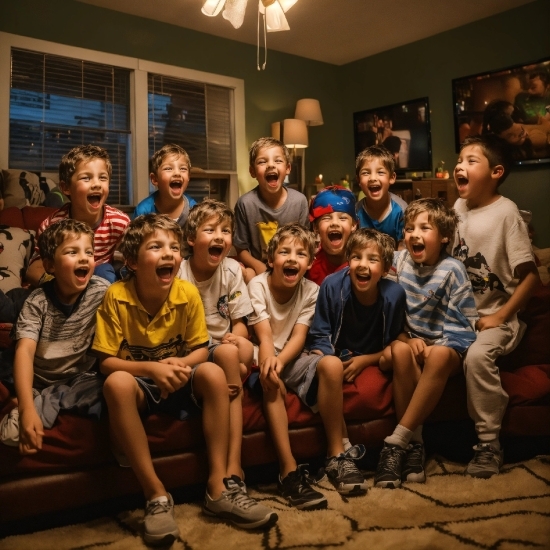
[261,1,290,32]
[201,0,226,17]
[223,0,248,28]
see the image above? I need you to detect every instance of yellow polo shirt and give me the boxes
[93,277,209,361]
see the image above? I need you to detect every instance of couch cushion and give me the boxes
[0,225,35,293]
[21,205,58,233]
[0,207,24,229]
[0,169,46,208]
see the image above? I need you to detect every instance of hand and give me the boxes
[343,357,366,383]
[154,359,193,399]
[407,338,427,365]
[259,356,283,392]
[221,332,240,347]
[476,314,504,332]
[19,407,44,455]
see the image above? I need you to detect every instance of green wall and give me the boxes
[2,0,549,245]
[340,0,550,247]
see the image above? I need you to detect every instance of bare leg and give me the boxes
[193,362,231,499]
[390,340,422,422]
[213,344,245,477]
[263,382,296,478]
[316,356,345,457]
[103,371,166,501]
[399,345,461,430]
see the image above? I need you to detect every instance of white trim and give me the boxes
[0,31,245,206]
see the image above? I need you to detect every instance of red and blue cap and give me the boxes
[309,185,357,222]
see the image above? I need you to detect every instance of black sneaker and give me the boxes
[401,442,426,483]
[374,442,407,488]
[324,445,368,495]
[278,465,328,510]
[465,443,503,479]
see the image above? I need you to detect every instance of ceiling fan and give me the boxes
[201,0,299,69]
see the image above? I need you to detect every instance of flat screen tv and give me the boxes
[353,97,433,177]
[452,57,550,166]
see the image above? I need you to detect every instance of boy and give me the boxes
[0,219,109,452]
[133,144,197,227]
[93,214,277,546]
[452,135,540,478]
[374,199,477,488]
[248,223,365,508]
[234,138,309,282]
[307,185,358,286]
[355,146,404,247]
[26,145,130,286]
[178,199,254,482]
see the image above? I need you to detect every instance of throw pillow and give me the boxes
[0,169,46,208]
[0,226,35,293]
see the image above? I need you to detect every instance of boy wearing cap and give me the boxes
[307,186,358,286]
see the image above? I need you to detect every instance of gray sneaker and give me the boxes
[325,444,368,495]
[143,494,180,545]
[465,443,503,479]
[203,478,278,529]
[401,442,426,483]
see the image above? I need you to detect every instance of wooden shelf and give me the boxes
[392,178,457,208]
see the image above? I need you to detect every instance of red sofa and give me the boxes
[1,206,549,524]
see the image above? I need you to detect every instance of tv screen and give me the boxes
[452,57,550,166]
[353,97,433,176]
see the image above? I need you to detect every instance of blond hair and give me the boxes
[249,137,290,167]
[150,144,192,174]
[59,145,111,188]
[38,218,94,263]
[184,199,234,243]
[266,223,316,269]
[404,198,458,243]
[346,228,395,271]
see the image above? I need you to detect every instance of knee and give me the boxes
[317,355,344,382]
[103,371,137,402]
[195,362,228,394]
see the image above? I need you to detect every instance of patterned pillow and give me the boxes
[0,169,46,208]
[0,226,35,292]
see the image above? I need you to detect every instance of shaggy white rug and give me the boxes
[2,455,550,550]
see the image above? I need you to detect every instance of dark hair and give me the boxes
[119,214,184,270]
[382,135,402,155]
[529,70,549,88]
[59,145,112,188]
[346,228,395,271]
[38,218,94,263]
[249,137,290,167]
[460,134,513,186]
[355,145,396,176]
[404,199,458,245]
[150,144,191,174]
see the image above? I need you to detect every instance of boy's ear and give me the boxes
[491,164,505,181]
[249,165,257,179]
[389,172,397,184]
[441,237,449,244]
[42,258,55,275]
[187,235,195,248]
[59,181,71,198]
[150,172,159,187]
[285,162,291,175]
[126,257,137,273]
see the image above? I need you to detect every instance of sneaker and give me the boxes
[465,443,503,479]
[401,442,426,483]
[203,478,278,529]
[325,445,368,495]
[374,442,407,488]
[143,494,180,546]
[278,465,328,510]
[0,407,20,447]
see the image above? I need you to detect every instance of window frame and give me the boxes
[0,32,245,207]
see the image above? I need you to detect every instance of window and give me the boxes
[9,48,132,205]
[0,33,246,208]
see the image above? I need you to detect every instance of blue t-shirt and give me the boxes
[133,191,197,227]
[356,198,404,245]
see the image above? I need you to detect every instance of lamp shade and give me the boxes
[202,0,226,17]
[295,98,323,126]
[282,118,308,148]
[271,121,281,140]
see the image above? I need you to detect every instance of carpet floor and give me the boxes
[2,455,550,550]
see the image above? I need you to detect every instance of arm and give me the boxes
[13,338,43,455]
[477,261,540,331]
[252,318,279,390]
[24,258,46,287]
[236,247,267,275]
[343,350,385,383]
[306,279,337,355]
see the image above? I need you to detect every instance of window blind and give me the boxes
[9,48,132,205]
[148,74,235,173]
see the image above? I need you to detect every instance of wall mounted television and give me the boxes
[353,97,433,177]
[452,57,550,166]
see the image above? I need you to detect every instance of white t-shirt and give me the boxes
[451,196,534,320]
[177,257,253,343]
[247,271,319,355]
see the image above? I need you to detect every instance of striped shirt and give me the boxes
[392,250,477,354]
[31,203,130,265]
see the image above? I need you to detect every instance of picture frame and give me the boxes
[452,57,550,165]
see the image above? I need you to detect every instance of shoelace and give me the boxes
[406,444,424,466]
[146,499,172,516]
[380,446,404,470]
[472,445,497,464]
[223,486,258,510]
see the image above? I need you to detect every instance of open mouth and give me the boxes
[170,180,183,191]
[368,184,382,193]
[455,176,468,187]
[156,265,174,281]
[356,272,371,283]
[328,230,343,246]
[74,267,89,281]
[87,194,102,207]
[283,266,299,279]
[208,245,224,261]
[412,244,425,254]
[266,173,279,186]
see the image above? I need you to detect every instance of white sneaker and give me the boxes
[143,494,180,545]
[0,407,20,447]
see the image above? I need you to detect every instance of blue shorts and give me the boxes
[135,364,201,421]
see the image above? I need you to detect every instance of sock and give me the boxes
[148,495,168,505]
[411,425,423,444]
[482,439,501,451]
[342,438,352,451]
[384,424,413,449]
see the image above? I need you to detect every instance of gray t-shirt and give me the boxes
[15,275,109,387]
[233,186,309,262]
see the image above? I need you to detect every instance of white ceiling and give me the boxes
[75,0,534,65]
